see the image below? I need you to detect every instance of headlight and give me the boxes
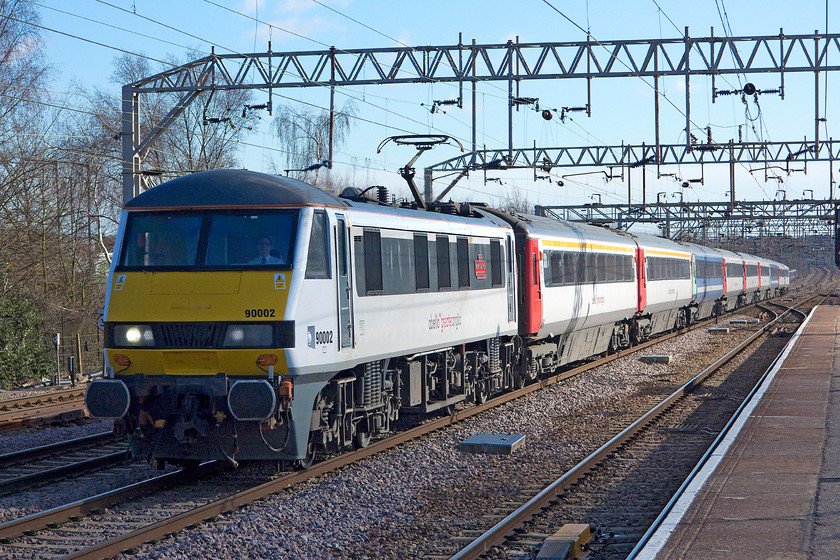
[113,325,155,347]
[223,324,273,347]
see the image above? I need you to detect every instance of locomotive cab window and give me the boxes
[119,213,202,267]
[305,211,330,279]
[206,211,296,267]
[118,210,298,270]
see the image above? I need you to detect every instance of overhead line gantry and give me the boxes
[123,30,840,204]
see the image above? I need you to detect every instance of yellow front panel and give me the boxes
[108,271,292,322]
[163,351,219,373]
[106,270,294,377]
[108,348,289,377]
[150,272,242,295]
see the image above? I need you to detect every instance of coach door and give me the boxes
[635,246,647,312]
[524,237,543,335]
[335,215,353,348]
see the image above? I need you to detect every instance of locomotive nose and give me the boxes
[85,379,131,418]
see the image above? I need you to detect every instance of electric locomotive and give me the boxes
[87,169,520,466]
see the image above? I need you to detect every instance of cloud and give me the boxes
[236,0,265,14]
[279,0,319,14]
[235,0,350,47]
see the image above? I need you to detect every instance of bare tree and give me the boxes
[497,185,534,215]
[90,52,260,181]
[273,99,357,185]
[0,0,54,386]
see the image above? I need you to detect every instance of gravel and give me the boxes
[0,418,113,455]
[0,385,78,402]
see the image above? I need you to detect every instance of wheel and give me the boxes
[354,429,372,449]
[295,434,317,470]
[525,359,539,384]
[474,380,488,405]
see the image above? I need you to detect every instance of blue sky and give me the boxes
[36,1,838,211]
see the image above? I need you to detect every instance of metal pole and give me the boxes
[52,333,60,386]
[458,33,464,107]
[711,27,716,104]
[586,33,592,116]
[780,29,786,99]
[831,137,835,201]
[507,40,514,163]
[75,333,83,387]
[654,48,661,175]
[729,140,736,212]
[472,39,477,163]
[684,27,691,152]
[328,46,335,169]
[121,85,139,204]
[642,143,647,210]
[815,31,821,152]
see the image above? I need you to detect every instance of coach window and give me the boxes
[305,211,330,279]
[490,239,503,287]
[599,254,609,283]
[544,251,560,286]
[414,234,430,291]
[436,235,451,290]
[561,253,574,284]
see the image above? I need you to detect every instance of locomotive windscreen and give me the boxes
[118,210,299,269]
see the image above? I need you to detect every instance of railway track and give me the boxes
[0,388,88,433]
[0,293,810,559]
[442,293,822,560]
[0,432,128,497]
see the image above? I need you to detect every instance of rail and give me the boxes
[0,432,127,496]
[0,387,87,432]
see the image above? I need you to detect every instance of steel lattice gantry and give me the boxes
[122,30,840,203]
[129,31,840,91]
[426,139,840,171]
[535,199,838,240]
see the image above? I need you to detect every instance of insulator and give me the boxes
[377,186,389,204]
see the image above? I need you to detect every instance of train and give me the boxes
[85,169,790,468]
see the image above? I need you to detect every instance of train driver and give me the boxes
[248,235,284,265]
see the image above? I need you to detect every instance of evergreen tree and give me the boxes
[0,281,50,389]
